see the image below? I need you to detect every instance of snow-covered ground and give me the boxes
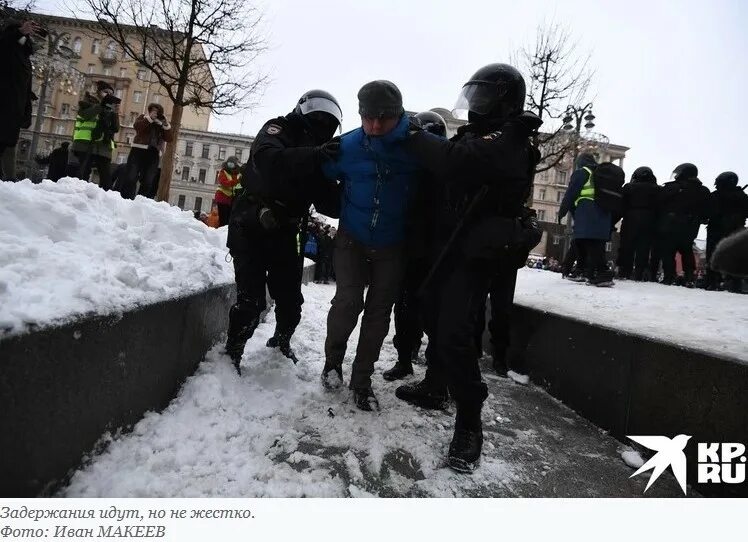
[514,268,748,362]
[0,179,233,336]
[61,282,520,497]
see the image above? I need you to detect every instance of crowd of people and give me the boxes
[555,158,747,292]
[3,12,746,475]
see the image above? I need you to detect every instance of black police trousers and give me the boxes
[421,253,492,408]
[228,227,304,344]
[618,223,654,279]
[392,256,429,363]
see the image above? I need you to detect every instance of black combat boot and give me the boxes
[266,331,298,364]
[225,306,259,375]
[321,364,343,390]
[448,404,484,473]
[383,361,413,381]
[352,387,380,412]
[395,378,449,410]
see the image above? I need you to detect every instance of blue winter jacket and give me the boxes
[322,115,422,247]
[559,155,613,240]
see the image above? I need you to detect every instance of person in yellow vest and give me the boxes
[558,152,615,286]
[214,156,242,227]
[71,80,120,190]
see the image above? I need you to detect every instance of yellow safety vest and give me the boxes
[217,172,240,198]
[73,116,116,149]
[574,167,595,206]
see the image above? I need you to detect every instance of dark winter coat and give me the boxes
[620,176,661,237]
[70,93,120,158]
[559,155,613,240]
[228,112,339,251]
[707,185,748,240]
[0,23,34,146]
[322,114,422,247]
[406,111,542,259]
[658,177,710,240]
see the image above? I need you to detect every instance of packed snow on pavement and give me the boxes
[514,268,748,362]
[0,178,233,337]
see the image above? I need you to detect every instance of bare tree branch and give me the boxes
[79,0,268,200]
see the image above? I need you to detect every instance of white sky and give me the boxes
[36,0,748,189]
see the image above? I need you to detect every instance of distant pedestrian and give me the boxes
[120,103,172,199]
[214,156,242,226]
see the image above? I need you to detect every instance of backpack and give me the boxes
[591,162,625,214]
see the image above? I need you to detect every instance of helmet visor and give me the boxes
[298,96,343,130]
[452,82,498,119]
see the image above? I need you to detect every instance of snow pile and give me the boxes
[62,283,520,498]
[621,448,645,469]
[514,268,748,362]
[0,179,233,336]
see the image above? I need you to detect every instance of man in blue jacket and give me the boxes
[558,153,615,286]
[321,80,422,411]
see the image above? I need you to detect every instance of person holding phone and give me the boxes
[120,102,173,199]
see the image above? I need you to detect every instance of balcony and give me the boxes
[99,51,117,65]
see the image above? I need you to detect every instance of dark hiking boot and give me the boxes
[225,312,259,375]
[353,387,380,412]
[383,362,413,381]
[589,272,615,287]
[565,268,586,283]
[267,333,298,364]
[492,357,509,378]
[448,405,483,473]
[448,426,484,473]
[321,364,343,390]
[395,378,449,410]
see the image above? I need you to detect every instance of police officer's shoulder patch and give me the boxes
[266,123,282,135]
[482,130,502,140]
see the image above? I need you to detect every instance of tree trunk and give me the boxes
[156,104,184,202]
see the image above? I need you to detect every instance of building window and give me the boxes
[87,64,95,74]
[194,197,203,212]
[177,195,186,209]
[137,69,146,81]
[61,103,70,117]
[153,94,161,104]
[605,242,613,252]
[537,209,546,221]
[105,42,116,59]
[117,153,127,164]
[553,235,562,246]
[54,124,65,135]
[201,144,210,159]
[72,37,82,54]
[235,148,243,161]
[129,112,138,126]
[119,67,127,77]
[125,133,133,144]
[556,191,564,202]
[181,166,190,181]
[198,168,206,183]
[538,188,546,201]
[115,88,123,99]
[133,91,143,104]
[103,67,111,76]
[91,39,100,55]
[555,170,568,186]
[185,141,194,157]
[218,146,226,160]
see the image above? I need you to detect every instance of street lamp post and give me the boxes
[26,31,84,176]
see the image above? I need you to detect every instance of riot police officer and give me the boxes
[397,64,542,473]
[384,110,447,381]
[225,90,343,374]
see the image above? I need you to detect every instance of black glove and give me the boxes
[407,117,423,136]
[317,136,341,162]
[258,207,278,230]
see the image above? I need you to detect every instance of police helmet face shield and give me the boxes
[452,82,503,120]
[297,95,343,133]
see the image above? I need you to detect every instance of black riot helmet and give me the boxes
[632,166,657,184]
[715,171,739,190]
[671,162,698,181]
[452,63,526,123]
[414,110,447,137]
[294,89,343,142]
